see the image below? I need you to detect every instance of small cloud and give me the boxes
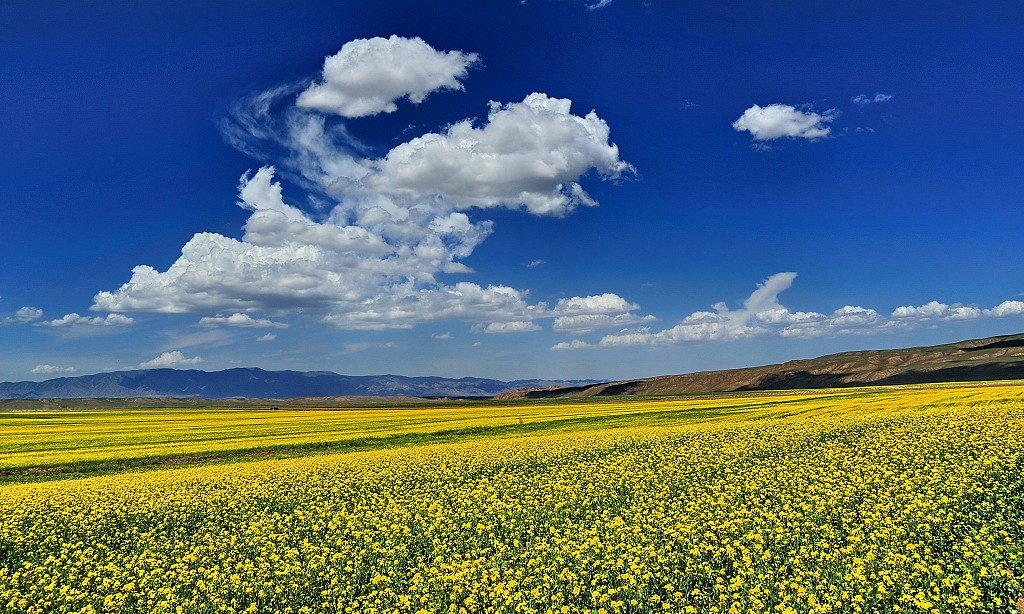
[527,259,546,269]
[852,93,893,105]
[256,333,277,342]
[198,313,288,328]
[31,364,76,374]
[472,341,481,347]
[552,340,595,350]
[682,99,700,108]
[140,351,204,368]
[586,0,613,9]
[432,332,454,340]
[1,306,43,325]
[732,104,834,142]
[482,321,541,333]
[296,36,479,118]
[38,313,134,328]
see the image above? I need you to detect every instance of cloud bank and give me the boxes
[92,37,637,335]
[555,273,1024,350]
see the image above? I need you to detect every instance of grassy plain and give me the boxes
[1,385,1023,612]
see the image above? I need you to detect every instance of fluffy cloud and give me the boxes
[548,274,1024,350]
[198,313,289,328]
[1,306,43,325]
[364,93,633,216]
[256,333,277,342]
[892,299,1024,321]
[31,364,76,374]
[595,274,881,347]
[732,104,833,141]
[297,36,479,118]
[38,313,134,327]
[139,351,204,368]
[852,93,893,105]
[95,41,633,334]
[991,300,1024,317]
[550,293,656,334]
[891,301,984,321]
[481,321,541,334]
[552,339,595,350]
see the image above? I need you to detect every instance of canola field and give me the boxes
[1,385,1023,613]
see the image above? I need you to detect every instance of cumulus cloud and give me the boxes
[595,273,881,348]
[852,93,893,105]
[198,313,289,328]
[891,301,984,321]
[31,364,76,374]
[481,321,541,333]
[991,300,1024,317]
[892,299,1024,321]
[547,274,1024,350]
[38,313,134,328]
[140,351,204,368]
[732,104,833,141]
[550,293,656,334]
[297,36,479,118]
[1,306,43,325]
[95,39,633,333]
[256,333,277,342]
[364,93,633,216]
[552,339,595,350]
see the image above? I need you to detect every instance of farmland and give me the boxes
[2,385,1023,612]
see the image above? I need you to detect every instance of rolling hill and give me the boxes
[496,333,1024,399]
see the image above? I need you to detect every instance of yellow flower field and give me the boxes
[1,385,1023,613]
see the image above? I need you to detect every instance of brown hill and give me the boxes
[495,333,1024,399]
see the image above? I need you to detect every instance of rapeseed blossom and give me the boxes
[1,386,1022,612]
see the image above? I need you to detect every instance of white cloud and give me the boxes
[587,0,613,9]
[732,104,833,141]
[990,300,1024,317]
[852,93,893,105]
[550,274,1024,350]
[527,259,545,269]
[198,312,289,328]
[432,331,454,340]
[552,339,595,350]
[891,301,984,321]
[1,306,43,325]
[481,321,541,333]
[139,351,204,368]
[38,313,134,327]
[31,364,76,374]
[364,93,633,216]
[550,293,655,333]
[553,293,639,315]
[591,273,896,348]
[97,54,632,332]
[256,333,277,342]
[553,313,658,334]
[296,36,478,118]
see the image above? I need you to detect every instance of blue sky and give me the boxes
[2,1,1022,382]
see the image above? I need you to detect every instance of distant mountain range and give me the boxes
[0,368,598,400]
[497,333,1024,399]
